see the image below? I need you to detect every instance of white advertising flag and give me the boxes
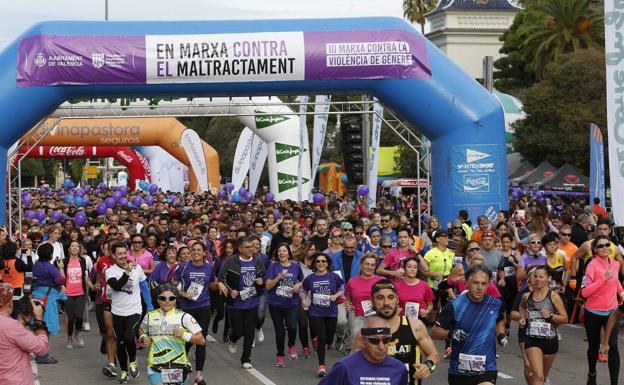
[180,129,209,192]
[249,134,268,195]
[367,100,383,208]
[298,95,309,201]
[231,127,255,191]
[310,95,331,190]
[606,1,624,225]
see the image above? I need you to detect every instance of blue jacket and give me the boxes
[331,250,364,283]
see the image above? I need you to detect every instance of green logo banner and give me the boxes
[275,142,306,163]
[277,172,309,193]
[255,110,290,129]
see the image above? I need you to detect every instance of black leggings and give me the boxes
[298,307,311,349]
[65,295,86,337]
[112,313,141,372]
[309,316,337,366]
[184,306,210,371]
[229,307,257,364]
[584,310,620,385]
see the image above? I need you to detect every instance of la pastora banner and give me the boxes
[16,30,430,86]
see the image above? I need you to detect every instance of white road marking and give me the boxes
[498,372,513,379]
[247,368,278,385]
[31,357,41,385]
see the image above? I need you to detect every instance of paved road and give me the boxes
[35,311,624,385]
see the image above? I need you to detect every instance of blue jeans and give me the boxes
[268,305,299,356]
[256,293,267,330]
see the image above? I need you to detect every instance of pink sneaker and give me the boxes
[302,347,311,358]
[317,365,326,377]
[288,346,298,360]
[275,355,286,367]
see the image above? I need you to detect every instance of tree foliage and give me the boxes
[403,0,437,34]
[513,48,606,172]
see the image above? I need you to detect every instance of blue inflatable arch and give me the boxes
[0,17,506,225]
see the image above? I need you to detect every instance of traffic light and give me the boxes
[341,115,364,185]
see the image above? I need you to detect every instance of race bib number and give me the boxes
[276,286,293,299]
[432,279,441,290]
[361,300,376,317]
[405,302,420,319]
[458,353,486,373]
[188,281,204,301]
[454,257,463,266]
[313,293,331,307]
[528,321,551,338]
[161,368,183,383]
[504,266,516,277]
[240,286,257,301]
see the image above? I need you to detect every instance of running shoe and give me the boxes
[118,371,128,384]
[194,375,206,385]
[73,336,85,348]
[335,336,345,352]
[276,355,286,367]
[597,352,608,362]
[586,372,597,385]
[65,341,73,350]
[312,337,318,351]
[82,322,91,331]
[444,347,452,359]
[256,328,264,342]
[35,357,58,364]
[288,346,298,360]
[302,347,311,359]
[242,362,253,369]
[102,363,117,378]
[317,365,326,377]
[128,361,139,378]
[228,342,237,354]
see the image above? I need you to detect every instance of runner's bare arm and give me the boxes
[550,291,569,326]
[409,318,440,365]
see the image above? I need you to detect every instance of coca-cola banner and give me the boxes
[17,30,430,87]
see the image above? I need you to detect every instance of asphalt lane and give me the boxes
[35,310,624,385]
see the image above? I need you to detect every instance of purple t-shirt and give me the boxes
[319,350,408,385]
[150,262,177,285]
[266,261,303,308]
[172,261,216,310]
[232,259,260,310]
[519,252,548,290]
[302,271,344,318]
[33,260,63,288]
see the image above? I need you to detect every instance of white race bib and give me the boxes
[504,266,516,277]
[161,368,183,383]
[405,302,420,319]
[528,321,551,338]
[240,286,257,301]
[276,286,293,299]
[313,293,331,307]
[361,300,376,317]
[188,281,204,301]
[454,257,463,266]
[458,353,486,373]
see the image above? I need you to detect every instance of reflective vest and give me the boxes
[145,308,190,366]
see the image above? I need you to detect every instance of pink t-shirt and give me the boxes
[65,259,84,297]
[395,279,434,317]
[582,257,624,312]
[127,250,154,274]
[345,275,384,317]
[383,249,418,275]
[448,276,501,298]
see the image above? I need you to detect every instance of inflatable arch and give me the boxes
[0,17,506,224]
[20,117,220,193]
[14,145,149,190]
[50,96,311,200]
[134,146,188,193]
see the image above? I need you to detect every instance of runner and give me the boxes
[432,264,507,385]
[94,240,118,377]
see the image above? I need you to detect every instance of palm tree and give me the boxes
[522,0,604,78]
[403,0,437,34]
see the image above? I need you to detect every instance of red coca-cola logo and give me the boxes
[543,170,553,178]
[564,174,580,183]
[49,146,86,156]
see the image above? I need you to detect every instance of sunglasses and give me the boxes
[131,241,143,244]
[467,247,480,252]
[364,336,392,345]
[355,232,363,235]
[109,232,118,236]
[381,245,391,249]
[157,296,177,302]
[529,241,541,245]
[315,259,328,264]
[595,243,610,249]
[560,232,571,237]
[452,226,462,230]
[159,243,167,247]
[381,220,390,223]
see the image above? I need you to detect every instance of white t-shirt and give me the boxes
[105,264,146,316]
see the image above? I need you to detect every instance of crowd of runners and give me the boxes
[0,186,623,385]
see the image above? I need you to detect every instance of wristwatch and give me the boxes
[424,359,436,373]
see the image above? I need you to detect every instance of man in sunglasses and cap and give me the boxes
[320,316,408,385]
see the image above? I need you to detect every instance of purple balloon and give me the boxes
[217,190,226,199]
[34,210,46,222]
[75,188,85,197]
[132,196,143,207]
[23,195,32,207]
[39,186,46,193]
[83,185,91,193]
[313,193,325,205]
[421,214,430,225]
[245,192,254,202]
[24,210,35,219]
[112,191,123,202]
[75,212,87,226]
[119,197,128,207]
[265,192,274,202]
[105,198,115,209]
[145,196,155,206]
[46,191,54,197]
[149,184,158,194]
[96,203,106,215]
[225,182,235,192]
[75,197,85,207]
[272,209,281,220]
[98,182,107,190]
[50,211,61,222]
[357,185,369,197]
[238,187,247,197]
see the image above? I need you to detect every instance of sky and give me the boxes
[0,0,404,50]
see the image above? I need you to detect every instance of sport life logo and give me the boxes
[463,175,489,192]
[466,148,490,163]
[243,272,256,287]
[34,53,47,67]
[91,53,105,69]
